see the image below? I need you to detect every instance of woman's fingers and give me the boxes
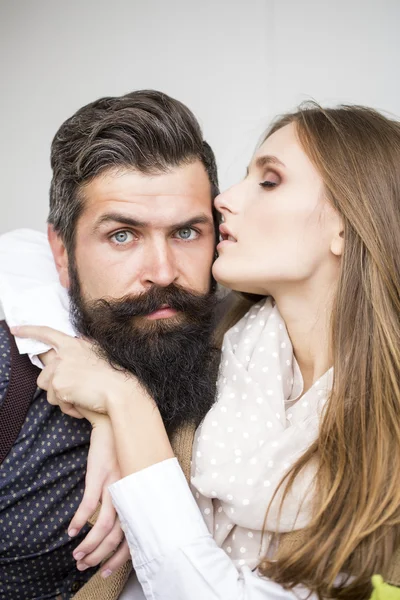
[37,360,57,391]
[11,325,74,349]
[45,377,83,418]
[72,490,117,561]
[69,472,104,537]
[41,362,83,409]
[58,401,84,419]
[39,348,57,367]
[45,382,59,407]
[76,518,125,571]
[99,539,131,579]
[37,355,81,414]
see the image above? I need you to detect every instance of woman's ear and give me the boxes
[48,225,70,288]
[330,227,344,257]
[329,209,344,257]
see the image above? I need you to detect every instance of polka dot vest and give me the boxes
[0,324,97,599]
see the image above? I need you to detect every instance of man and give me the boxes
[0,90,222,599]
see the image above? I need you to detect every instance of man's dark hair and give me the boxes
[48,89,219,251]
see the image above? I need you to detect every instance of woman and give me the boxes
[8,103,400,599]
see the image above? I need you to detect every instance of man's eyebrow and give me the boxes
[92,213,147,233]
[92,212,213,234]
[246,155,286,175]
[170,214,213,230]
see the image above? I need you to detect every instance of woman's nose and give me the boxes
[214,188,237,215]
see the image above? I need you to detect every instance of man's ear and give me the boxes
[48,225,70,289]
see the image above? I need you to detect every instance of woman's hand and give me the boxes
[39,347,84,419]
[12,325,140,414]
[69,414,130,578]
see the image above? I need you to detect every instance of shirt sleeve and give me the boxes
[109,458,315,600]
[0,229,74,365]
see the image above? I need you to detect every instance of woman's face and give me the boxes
[213,122,343,296]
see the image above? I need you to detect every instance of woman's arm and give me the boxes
[105,393,313,599]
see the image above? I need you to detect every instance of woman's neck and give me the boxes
[274,281,335,394]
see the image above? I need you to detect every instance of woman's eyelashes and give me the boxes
[260,181,278,189]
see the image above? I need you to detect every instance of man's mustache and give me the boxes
[87,283,216,321]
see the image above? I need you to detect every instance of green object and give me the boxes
[370,575,400,599]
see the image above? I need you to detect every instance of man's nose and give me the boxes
[141,242,178,288]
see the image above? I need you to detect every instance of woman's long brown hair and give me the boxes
[224,105,400,598]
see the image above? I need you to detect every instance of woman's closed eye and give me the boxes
[259,170,281,189]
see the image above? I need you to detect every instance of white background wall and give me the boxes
[0,0,399,235]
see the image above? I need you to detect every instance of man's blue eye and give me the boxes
[112,231,133,244]
[176,228,197,240]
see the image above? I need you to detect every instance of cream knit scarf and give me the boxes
[191,298,332,569]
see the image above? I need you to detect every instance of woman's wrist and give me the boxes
[107,384,174,477]
[104,371,147,413]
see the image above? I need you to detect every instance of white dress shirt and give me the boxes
[0,229,316,600]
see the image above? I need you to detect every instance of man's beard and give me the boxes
[68,265,220,434]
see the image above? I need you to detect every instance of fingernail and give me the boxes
[68,528,78,537]
[74,551,85,561]
[102,569,113,579]
[77,562,89,571]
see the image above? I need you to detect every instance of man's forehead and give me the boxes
[83,162,211,201]
[81,193,213,228]
[77,163,214,231]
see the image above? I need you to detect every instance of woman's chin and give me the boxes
[212,264,251,294]
[213,267,268,297]
[213,257,270,295]
[212,260,236,290]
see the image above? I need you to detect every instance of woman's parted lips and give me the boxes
[219,223,237,242]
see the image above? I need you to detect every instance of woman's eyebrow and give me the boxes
[246,155,286,175]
